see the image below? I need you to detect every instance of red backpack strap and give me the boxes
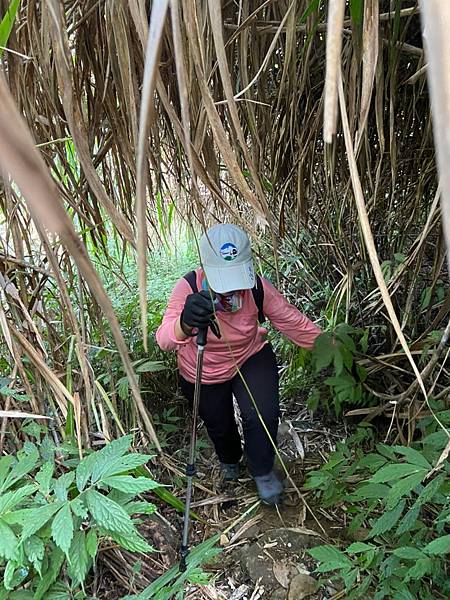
[252,275,265,323]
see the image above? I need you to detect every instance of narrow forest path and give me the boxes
[96,397,349,599]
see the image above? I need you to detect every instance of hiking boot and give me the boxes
[254,470,283,505]
[220,462,240,481]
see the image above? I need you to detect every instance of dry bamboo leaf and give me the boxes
[356,0,379,151]
[128,0,148,47]
[324,0,346,143]
[136,0,169,351]
[230,1,295,104]
[287,419,305,460]
[0,298,14,357]
[273,561,291,589]
[228,514,263,545]
[207,0,273,224]
[73,391,83,459]
[170,0,204,226]
[45,0,135,246]
[338,70,442,425]
[0,411,52,419]
[0,272,46,356]
[11,327,70,417]
[427,438,450,479]
[0,73,160,451]
[420,1,450,273]
[184,2,268,225]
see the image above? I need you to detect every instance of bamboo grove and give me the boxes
[0,0,449,456]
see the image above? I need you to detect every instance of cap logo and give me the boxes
[220,242,238,261]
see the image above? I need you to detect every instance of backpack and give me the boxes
[183,270,265,324]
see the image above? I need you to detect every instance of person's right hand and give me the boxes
[181,291,215,329]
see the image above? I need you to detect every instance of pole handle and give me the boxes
[197,326,208,347]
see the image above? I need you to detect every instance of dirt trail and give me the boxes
[96,400,348,599]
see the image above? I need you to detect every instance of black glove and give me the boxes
[181,291,215,329]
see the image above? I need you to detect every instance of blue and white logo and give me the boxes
[220,242,238,261]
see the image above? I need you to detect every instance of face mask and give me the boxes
[215,291,243,313]
[201,279,243,313]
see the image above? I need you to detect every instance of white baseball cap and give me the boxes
[199,224,256,293]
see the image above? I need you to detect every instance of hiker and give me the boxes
[156,224,321,504]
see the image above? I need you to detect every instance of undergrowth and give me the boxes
[0,432,159,598]
[305,420,450,599]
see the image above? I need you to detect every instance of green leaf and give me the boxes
[21,502,64,540]
[420,287,433,310]
[90,435,133,483]
[333,349,344,375]
[53,472,75,501]
[124,501,157,516]
[313,333,336,372]
[349,0,363,27]
[45,582,71,600]
[187,567,211,586]
[357,453,387,471]
[308,545,352,568]
[360,330,369,353]
[342,567,358,590]
[376,444,396,460]
[67,531,90,586]
[0,0,20,59]
[107,530,155,554]
[134,360,166,373]
[101,453,153,478]
[370,464,426,484]
[325,372,355,391]
[423,535,450,555]
[315,561,352,574]
[75,451,98,492]
[307,388,320,412]
[346,542,375,554]
[24,536,45,575]
[369,500,406,537]
[34,547,65,600]
[0,485,36,515]
[85,489,132,534]
[414,473,445,507]
[352,483,390,500]
[35,463,54,496]
[86,529,98,558]
[335,330,356,354]
[299,0,321,24]
[70,496,88,519]
[2,448,39,492]
[102,475,160,494]
[121,534,221,599]
[39,436,55,463]
[1,507,34,526]
[385,472,425,510]
[404,557,433,583]
[393,547,425,561]
[0,519,17,560]
[392,446,431,469]
[0,456,14,489]
[396,505,420,535]
[51,504,74,555]
[3,560,16,590]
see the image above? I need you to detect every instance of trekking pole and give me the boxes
[179,326,208,572]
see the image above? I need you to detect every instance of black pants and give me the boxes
[180,344,279,477]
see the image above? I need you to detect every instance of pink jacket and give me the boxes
[156,269,321,384]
